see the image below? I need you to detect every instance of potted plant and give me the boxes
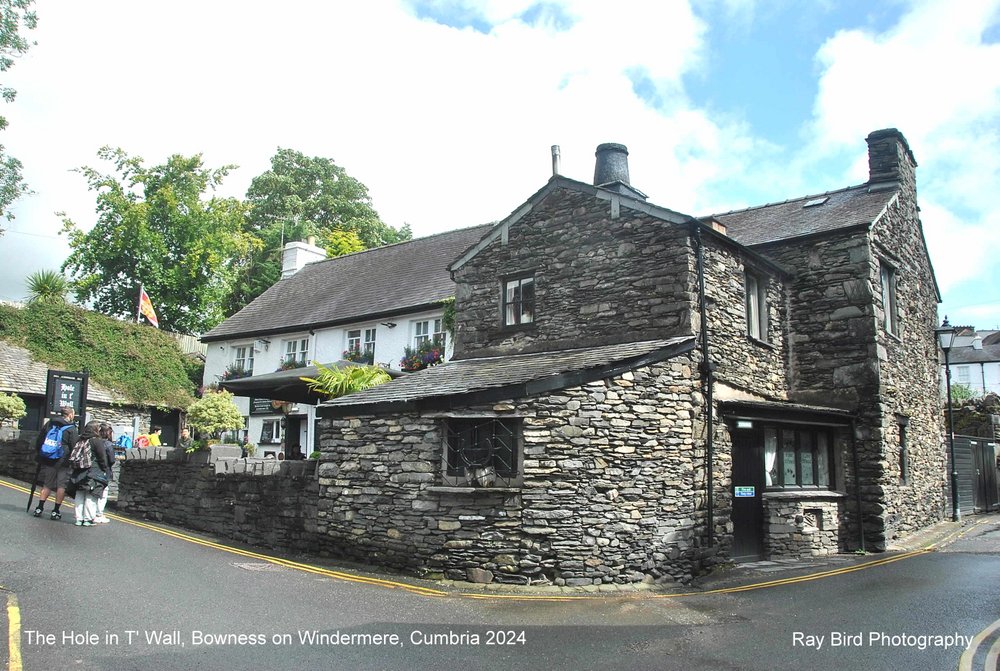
[0,392,26,440]
[185,390,246,462]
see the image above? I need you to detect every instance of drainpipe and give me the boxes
[692,222,716,548]
[850,419,866,552]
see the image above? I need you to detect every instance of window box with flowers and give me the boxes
[342,348,374,365]
[400,340,444,372]
[221,364,252,381]
[277,359,308,372]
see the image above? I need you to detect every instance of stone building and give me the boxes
[315,129,946,585]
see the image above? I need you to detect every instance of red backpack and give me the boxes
[135,435,151,448]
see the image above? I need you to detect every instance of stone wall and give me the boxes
[115,450,320,555]
[752,161,947,548]
[763,493,847,558]
[452,187,695,359]
[317,358,718,585]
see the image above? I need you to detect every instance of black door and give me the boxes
[731,427,765,561]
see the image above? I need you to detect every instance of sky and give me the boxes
[1,0,998,329]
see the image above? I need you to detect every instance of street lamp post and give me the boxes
[936,318,960,523]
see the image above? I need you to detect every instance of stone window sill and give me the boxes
[427,486,522,495]
[763,490,847,500]
[747,334,776,350]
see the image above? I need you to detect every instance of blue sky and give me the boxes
[1,0,998,328]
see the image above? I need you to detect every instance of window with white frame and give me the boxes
[503,274,535,326]
[880,262,899,336]
[364,328,376,356]
[954,366,970,385]
[282,337,310,365]
[442,417,521,487]
[745,271,768,342]
[260,418,283,444]
[414,319,446,349]
[233,345,254,375]
[346,329,361,354]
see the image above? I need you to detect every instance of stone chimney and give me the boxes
[866,128,917,190]
[593,143,647,200]
[281,238,327,279]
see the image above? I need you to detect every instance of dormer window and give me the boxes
[503,274,535,326]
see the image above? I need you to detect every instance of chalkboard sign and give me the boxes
[45,369,89,421]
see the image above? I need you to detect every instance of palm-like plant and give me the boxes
[300,363,391,400]
[26,269,69,304]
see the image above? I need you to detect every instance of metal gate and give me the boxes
[953,436,999,515]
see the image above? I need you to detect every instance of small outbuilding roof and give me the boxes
[0,340,121,404]
[318,337,696,416]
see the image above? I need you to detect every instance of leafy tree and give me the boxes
[186,390,245,439]
[300,363,391,400]
[0,391,26,427]
[60,147,259,334]
[230,148,411,312]
[25,269,68,304]
[0,0,37,229]
[325,228,365,258]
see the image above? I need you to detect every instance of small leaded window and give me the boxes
[763,426,835,489]
[443,418,521,487]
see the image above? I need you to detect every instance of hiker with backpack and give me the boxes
[67,421,110,527]
[93,423,117,524]
[32,406,79,521]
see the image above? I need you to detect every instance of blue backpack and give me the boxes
[40,424,72,460]
[115,434,133,449]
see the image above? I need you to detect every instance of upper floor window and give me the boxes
[282,337,310,366]
[503,274,535,326]
[880,262,899,336]
[414,319,446,349]
[764,426,834,490]
[955,365,970,385]
[345,328,377,364]
[442,417,521,488]
[233,345,254,375]
[346,329,362,354]
[745,272,768,342]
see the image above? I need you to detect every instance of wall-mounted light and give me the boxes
[381,322,397,328]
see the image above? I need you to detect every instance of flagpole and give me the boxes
[136,284,143,324]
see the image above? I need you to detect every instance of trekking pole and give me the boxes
[25,461,42,513]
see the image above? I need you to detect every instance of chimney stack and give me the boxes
[593,143,646,200]
[281,238,327,279]
[551,145,561,176]
[866,128,917,189]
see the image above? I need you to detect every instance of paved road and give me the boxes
[2,477,997,671]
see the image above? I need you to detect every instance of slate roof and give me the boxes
[948,343,1000,365]
[711,183,898,247]
[0,340,121,404]
[318,337,696,415]
[202,224,493,342]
